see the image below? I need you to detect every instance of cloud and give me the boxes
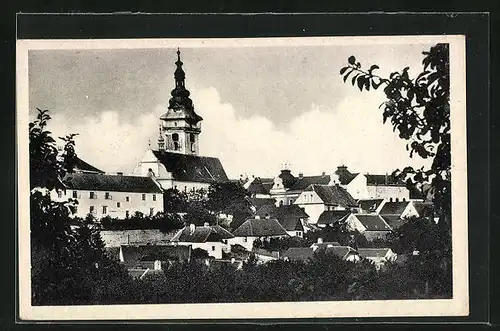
[46,87,431,179]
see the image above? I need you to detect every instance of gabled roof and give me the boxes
[62,173,163,193]
[256,204,309,219]
[323,246,358,260]
[335,166,359,185]
[232,218,289,237]
[288,175,331,191]
[357,248,393,259]
[171,225,234,243]
[120,245,191,265]
[381,215,407,230]
[246,178,271,195]
[379,201,410,215]
[73,156,105,174]
[248,197,276,211]
[357,199,385,213]
[152,150,228,183]
[277,217,304,232]
[282,247,315,262]
[305,184,358,207]
[365,174,406,187]
[317,210,351,225]
[353,214,392,231]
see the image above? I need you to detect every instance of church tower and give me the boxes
[158,48,203,155]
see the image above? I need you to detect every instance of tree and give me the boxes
[205,182,251,214]
[340,44,451,231]
[163,188,188,213]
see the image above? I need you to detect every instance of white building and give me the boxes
[344,214,393,241]
[133,49,228,192]
[294,184,359,224]
[229,216,290,251]
[54,172,164,219]
[170,223,234,259]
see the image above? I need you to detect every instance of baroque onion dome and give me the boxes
[162,48,203,125]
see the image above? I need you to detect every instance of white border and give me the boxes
[17,35,468,320]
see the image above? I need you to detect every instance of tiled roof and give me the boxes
[248,197,276,210]
[324,246,358,260]
[357,248,392,259]
[335,167,359,185]
[246,178,271,195]
[74,156,105,174]
[317,210,351,225]
[379,201,410,215]
[152,150,228,183]
[357,199,385,212]
[256,204,309,219]
[120,245,191,265]
[288,175,331,191]
[62,173,163,193]
[277,217,304,232]
[282,247,315,261]
[171,225,234,243]
[232,217,289,237]
[354,214,392,231]
[381,215,407,230]
[365,174,405,187]
[306,184,358,207]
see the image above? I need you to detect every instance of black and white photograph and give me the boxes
[17,35,468,320]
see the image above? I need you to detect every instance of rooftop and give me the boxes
[62,173,163,193]
[232,217,289,237]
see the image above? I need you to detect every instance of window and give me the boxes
[117,202,121,208]
[142,194,146,201]
[149,208,154,216]
[243,237,247,243]
[125,210,130,218]
[90,192,96,199]
[126,196,130,202]
[211,246,216,251]
[57,190,63,198]
[102,206,108,215]
[389,198,393,202]
[105,192,110,200]
[172,133,179,150]
[89,206,95,214]
[153,194,156,201]
[402,198,406,202]
[395,198,399,202]
[190,134,196,152]
[72,191,78,198]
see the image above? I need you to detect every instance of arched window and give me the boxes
[190,133,196,152]
[172,133,180,150]
[389,198,393,202]
[395,198,399,202]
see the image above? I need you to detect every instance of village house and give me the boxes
[170,223,234,259]
[53,172,164,219]
[229,216,290,251]
[344,214,393,241]
[133,49,229,193]
[294,184,358,224]
[357,198,385,214]
[255,204,309,237]
[316,210,351,228]
[357,248,398,270]
[114,244,191,279]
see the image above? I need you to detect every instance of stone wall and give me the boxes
[100,229,177,247]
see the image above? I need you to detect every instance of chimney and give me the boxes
[385,173,388,185]
[321,171,326,177]
[204,222,210,227]
[117,172,123,176]
[255,215,261,220]
[189,223,196,233]
[231,258,235,264]
[298,172,304,179]
[317,237,323,244]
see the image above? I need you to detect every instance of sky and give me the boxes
[28,40,437,179]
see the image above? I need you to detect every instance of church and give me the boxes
[133,49,229,192]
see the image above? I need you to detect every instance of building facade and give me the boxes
[133,49,229,192]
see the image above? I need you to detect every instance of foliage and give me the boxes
[163,188,188,213]
[253,236,311,252]
[100,211,185,233]
[340,44,451,230]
